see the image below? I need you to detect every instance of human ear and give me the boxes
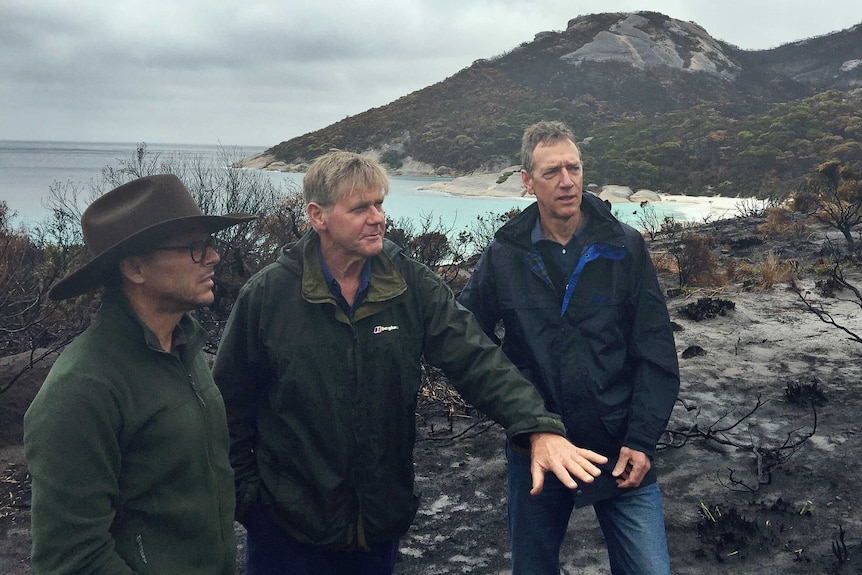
[521,170,534,195]
[118,256,147,286]
[307,202,327,231]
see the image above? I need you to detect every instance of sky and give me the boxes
[2,1,862,149]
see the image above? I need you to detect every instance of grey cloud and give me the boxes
[3,0,862,145]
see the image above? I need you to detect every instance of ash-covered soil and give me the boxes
[3,215,862,575]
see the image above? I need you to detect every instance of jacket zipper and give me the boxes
[136,533,148,565]
[348,321,368,549]
[187,372,207,408]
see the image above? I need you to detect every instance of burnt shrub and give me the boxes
[670,233,722,287]
[697,505,761,562]
[784,377,828,407]
[679,297,736,321]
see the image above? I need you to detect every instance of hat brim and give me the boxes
[48,213,257,301]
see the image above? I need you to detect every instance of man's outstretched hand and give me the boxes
[529,432,608,495]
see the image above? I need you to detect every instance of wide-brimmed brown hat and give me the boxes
[48,174,257,301]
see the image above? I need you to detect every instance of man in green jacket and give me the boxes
[24,174,255,574]
[213,150,608,575]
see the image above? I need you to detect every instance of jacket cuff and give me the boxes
[505,416,567,454]
[624,434,657,460]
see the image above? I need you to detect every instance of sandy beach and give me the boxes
[420,171,757,221]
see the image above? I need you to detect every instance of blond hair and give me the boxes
[303,150,389,206]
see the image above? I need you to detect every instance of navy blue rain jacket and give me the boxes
[459,194,679,490]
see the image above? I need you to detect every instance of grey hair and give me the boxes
[303,150,389,206]
[520,121,578,173]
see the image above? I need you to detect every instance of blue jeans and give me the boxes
[244,505,399,575]
[507,442,671,575]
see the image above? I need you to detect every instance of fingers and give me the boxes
[527,433,618,496]
[611,455,630,477]
[567,448,606,481]
[529,465,548,496]
[529,445,608,496]
[613,447,651,488]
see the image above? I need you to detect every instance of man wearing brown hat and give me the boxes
[24,174,255,575]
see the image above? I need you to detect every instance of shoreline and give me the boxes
[237,158,756,223]
[238,155,755,221]
[417,172,753,220]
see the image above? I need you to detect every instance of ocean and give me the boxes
[0,140,692,233]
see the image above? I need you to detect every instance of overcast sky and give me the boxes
[2,1,861,148]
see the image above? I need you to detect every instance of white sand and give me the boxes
[420,172,758,221]
[657,193,756,221]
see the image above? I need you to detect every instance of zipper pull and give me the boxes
[188,373,207,407]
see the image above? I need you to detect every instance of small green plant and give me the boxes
[496,169,517,184]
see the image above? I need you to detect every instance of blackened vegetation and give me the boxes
[695,498,821,565]
[660,392,817,492]
[679,297,736,321]
[727,234,766,251]
[0,465,29,535]
[696,504,764,562]
[681,345,707,359]
[831,525,851,570]
[784,377,828,408]
[414,363,498,444]
[815,275,843,298]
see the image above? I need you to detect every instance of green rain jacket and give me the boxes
[24,293,236,575]
[213,230,567,551]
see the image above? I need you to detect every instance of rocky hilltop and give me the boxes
[242,11,862,195]
[559,13,740,80]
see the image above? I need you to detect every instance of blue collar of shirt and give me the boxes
[318,245,372,315]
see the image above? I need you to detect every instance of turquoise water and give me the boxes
[264,171,539,234]
[264,171,702,234]
[1,140,700,232]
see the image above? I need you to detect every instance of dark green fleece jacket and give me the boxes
[24,294,236,575]
[213,230,567,551]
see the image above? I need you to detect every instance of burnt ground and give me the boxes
[2,214,862,575]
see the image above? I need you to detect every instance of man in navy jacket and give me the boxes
[459,121,680,575]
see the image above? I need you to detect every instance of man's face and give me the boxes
[136,230,221,313]
[522,139,583,223]
[310,186,386,264]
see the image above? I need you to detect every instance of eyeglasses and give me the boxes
[152,236,220,263]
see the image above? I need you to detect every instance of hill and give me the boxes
[241,11,862,197]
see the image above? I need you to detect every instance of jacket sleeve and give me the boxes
[415,260,566,445]
[623,233,681,458]
[212,280,269,522]
[24,375,135,575]
[457,248,502,343]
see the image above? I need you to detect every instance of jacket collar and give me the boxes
[496,193,626,249]
[98,291,208,359]
[279,230,408,315]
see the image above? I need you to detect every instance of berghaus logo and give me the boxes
[373,325,399,334]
